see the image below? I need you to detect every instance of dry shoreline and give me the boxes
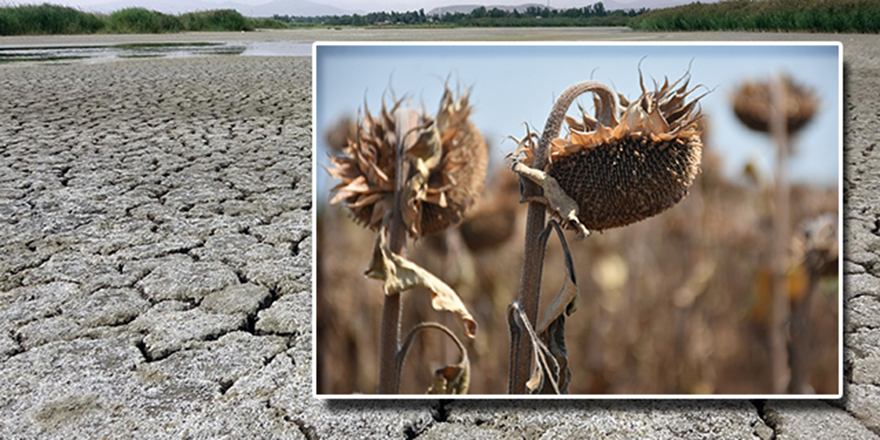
[0,26,869,47]
[0,30,878,438]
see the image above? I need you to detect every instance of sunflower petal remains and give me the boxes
[513,73,706,233]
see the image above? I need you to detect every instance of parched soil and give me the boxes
[0,29,878,438]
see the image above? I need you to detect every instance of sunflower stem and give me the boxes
[377,109,418,394]
[510,81,615,393]
[769,74,791,394]
[394,322,469,393]
[377,292,402,394]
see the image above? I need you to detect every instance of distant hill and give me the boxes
[249,0,349,17]
[84,0,350,17]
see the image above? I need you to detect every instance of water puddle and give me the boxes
[0,41,311,64]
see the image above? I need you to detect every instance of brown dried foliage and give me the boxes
[317,164,840,394]
[327,86,487,238]
[515,74,705,232]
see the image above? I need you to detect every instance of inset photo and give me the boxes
[312,43,842,397]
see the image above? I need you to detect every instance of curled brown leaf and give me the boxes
[365,223,478,338]
[536,220,580,334]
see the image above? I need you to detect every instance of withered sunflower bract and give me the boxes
[514,72,706,232]
[327,86,488,238]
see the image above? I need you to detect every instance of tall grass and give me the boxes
[629,0,880,33]
[181,9,251,32]
[0,4,103,35]
[0,4,287,35]
[105,7,182,33]
[247,17,289,29]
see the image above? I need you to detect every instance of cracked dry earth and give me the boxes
[0,39,878,439]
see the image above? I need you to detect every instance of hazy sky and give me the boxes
[315,43,841,206]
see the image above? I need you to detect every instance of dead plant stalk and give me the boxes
[377,109,417,394]
[770,76,791,394]
[510,81,616,394]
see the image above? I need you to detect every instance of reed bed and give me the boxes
[0,4,287,35]
[629,0,880,33]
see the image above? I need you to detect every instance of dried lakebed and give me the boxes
[0,41,311,63]
[0,34,879,438]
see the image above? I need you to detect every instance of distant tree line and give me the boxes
[274,2,648,27]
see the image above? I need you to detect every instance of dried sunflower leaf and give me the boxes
[427,363,470,395]
[537,262,579,335]
[540,314,571,394]
[365,227,478,337]
[539,221,579,337]
[512,162,590,239]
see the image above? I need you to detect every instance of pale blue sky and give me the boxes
[315,43,840,205]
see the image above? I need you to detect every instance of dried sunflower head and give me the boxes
[458,170,522,252]
[327,86,487,238]
[515,73,706,232]
[733,75,818,135]
[324,117,358,155]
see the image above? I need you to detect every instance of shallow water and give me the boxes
[0,40,310,64]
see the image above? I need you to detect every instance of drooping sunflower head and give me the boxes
[327,85,487,238]
[515,72,706,232]
[733,75,818,135]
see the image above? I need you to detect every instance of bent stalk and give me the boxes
[510,81,615,393]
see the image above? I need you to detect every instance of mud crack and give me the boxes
[752,400,781,440]
[289,416,318,440]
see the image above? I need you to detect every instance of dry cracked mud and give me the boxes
[0,30,879,439]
